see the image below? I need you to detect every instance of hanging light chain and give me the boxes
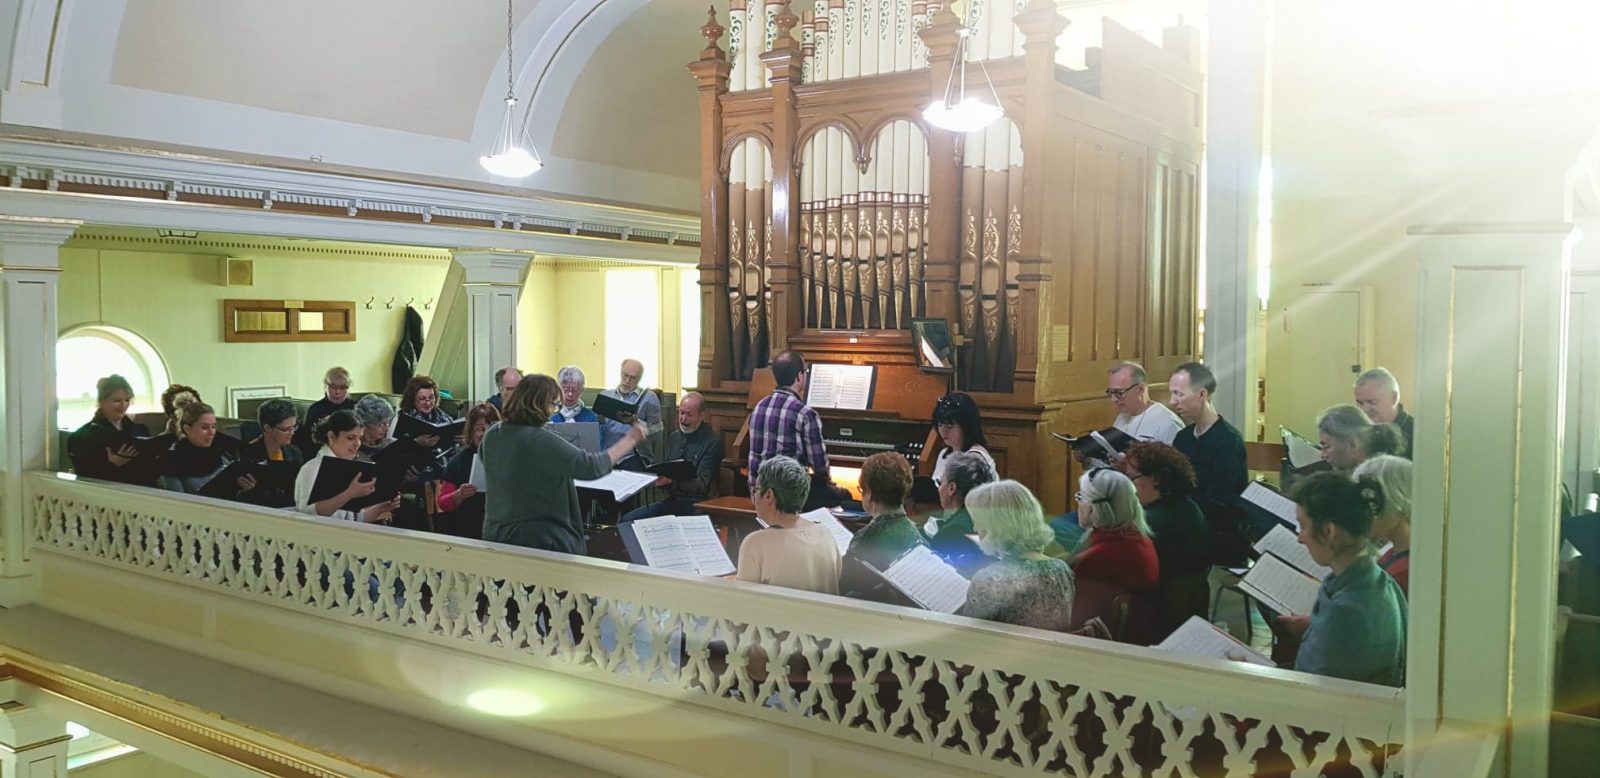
[505,0,516,102]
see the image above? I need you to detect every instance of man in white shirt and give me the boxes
[1107,361,1183,444]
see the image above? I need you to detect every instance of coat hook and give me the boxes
[385,297,396,309]
[405,296,415,307]
[423,297,434,310]
[363,296,375,310]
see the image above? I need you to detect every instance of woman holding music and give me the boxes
[68,374,158,487]
[293,410,399,523]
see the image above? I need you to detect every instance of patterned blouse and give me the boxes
[957,557,1076,632]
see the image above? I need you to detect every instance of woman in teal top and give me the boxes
[1283,471,1407,687]
[840,452,926,599]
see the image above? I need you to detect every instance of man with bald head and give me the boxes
[599,358,663,471]
[621,391,725,521]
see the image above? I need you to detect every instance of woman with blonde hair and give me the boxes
[956,480,1075,632]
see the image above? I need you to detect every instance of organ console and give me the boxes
[726,331,950,494]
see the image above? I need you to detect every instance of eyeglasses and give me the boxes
[621,372,642,382]
[1105,383,1143,399]
[272,423,298,434]
[326,384,349,391]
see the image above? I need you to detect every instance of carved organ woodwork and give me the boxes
[691,1,1205,511]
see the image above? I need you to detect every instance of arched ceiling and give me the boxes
[549,1,702,181]
[11,0,705,211]
[109,0,538,141]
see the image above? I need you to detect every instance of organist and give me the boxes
[748,350,848,510]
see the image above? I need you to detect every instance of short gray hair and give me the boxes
[1109,361,1148,384]
[967,480,1054,558]
[943,451,996,501]
[1354,454,1412,519]
[1355,367,1400,395]
[755,455,811,513]
[353,394,395,425]
[680,391,705,411]
[557,365,586,387]
[1079,468,1150,535]
[1317,404,1372,444]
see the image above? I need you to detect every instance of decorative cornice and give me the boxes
[0,137,700,249]
[67,228,450,263]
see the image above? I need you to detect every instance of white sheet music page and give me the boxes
[1242,482,1300,530]
[883,545,971,614]
[806,363,875,410]
[1281,427,1323,470]
[801,507,854,556]
[575,469,657,501]
[468,453,488,492]
[1157,616,1273,666]
[1253,525,1331,579]
[676,515,735,576]
[630,516,696,573]
[1239,553,1322,616]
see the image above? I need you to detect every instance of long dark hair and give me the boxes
[932,392,987,450]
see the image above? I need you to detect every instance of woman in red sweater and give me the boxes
[1071,467,1160,593]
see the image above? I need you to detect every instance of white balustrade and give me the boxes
[25,472,1404,775]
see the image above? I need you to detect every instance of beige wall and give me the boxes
[1261,191,1421,436]
[518,262,698,396]
[59,247,448,412]
[75,751,207,778]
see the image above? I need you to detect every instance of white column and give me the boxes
[0,216,79,607]
[1203,0,1268,430]
[451,250,533,403]
[1564,262,1600,504]
[0,678,71,778]
[1406,226,1573,777]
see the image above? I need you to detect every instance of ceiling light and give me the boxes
[923,25,1006,134]
[480,0,542,179]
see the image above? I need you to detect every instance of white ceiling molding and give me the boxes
[0,136,699,243]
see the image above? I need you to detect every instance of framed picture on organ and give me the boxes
[910,318,955,374]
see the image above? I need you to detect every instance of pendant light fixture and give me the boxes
[922,16,1005,133]
[480,0,542,178]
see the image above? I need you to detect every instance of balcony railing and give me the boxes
[25,471,1406,775]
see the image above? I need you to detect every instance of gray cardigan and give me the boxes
[479,422,612,554]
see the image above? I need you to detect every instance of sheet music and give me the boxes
[1253,525,1330,579]
[806,363,875,410]
[1280,427,1323,470]
[883,545,971,614]
[1157,616,1273,666]
[630,516,696,573]
[1239,553,1322,616]
[676,515,735,576]
[468,453,487,492]
[574,469,657,501]
[1089,430,1121,460]
[801,507,854,556]
[1242,482,1300,530]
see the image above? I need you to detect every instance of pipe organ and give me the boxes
[692,1,1205,511]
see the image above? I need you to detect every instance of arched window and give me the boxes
[56,326,170,429]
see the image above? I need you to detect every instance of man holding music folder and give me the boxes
[594,358,662,472]
[621,391,724,522]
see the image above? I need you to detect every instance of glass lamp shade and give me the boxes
[922,97,1004,134]
[479,99,543,179]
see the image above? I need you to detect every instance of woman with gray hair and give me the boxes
[353,394,397,458]
[551,365,600,425]
[1318,404,1406,472]
[955,480,1075,632]
[736,456,841,594]
[928,450,998,576]
[1354,454,1412,594]
[1071,468,1159,593]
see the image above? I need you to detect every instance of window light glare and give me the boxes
[466,688,546,717]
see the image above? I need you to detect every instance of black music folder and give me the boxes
[395,414,465,447]
[195,459,300,500]
[307,457,403,511]
[1052,427,1135,463]
[592,393,641,424]
[647,459,697,481]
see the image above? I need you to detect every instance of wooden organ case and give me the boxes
[690,1,1204,512]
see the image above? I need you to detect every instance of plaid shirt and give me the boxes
[748,387,830,487]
